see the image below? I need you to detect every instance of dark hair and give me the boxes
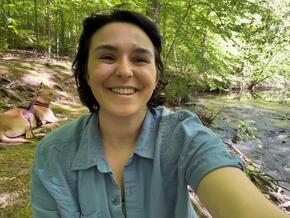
[72,10,167,113]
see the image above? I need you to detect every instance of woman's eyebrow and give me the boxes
[133,48,153,57]
[94,44,153,57]
[94,44,117,52]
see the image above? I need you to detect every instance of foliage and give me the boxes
[164,68,196,104]
[232,120,261,147]
[0,0,288,97]
[229,0,290,91]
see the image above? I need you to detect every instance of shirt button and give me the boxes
[112,197,120,205]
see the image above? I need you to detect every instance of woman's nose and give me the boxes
[115,58,133,78]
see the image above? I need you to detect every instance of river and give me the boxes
[186,91,290,192]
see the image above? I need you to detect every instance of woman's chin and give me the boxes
[99,105,147,119]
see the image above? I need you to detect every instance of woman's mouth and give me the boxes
[110,88,136,95]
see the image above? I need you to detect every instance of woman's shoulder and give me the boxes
[153,106,223,161]
[154,106,204,131]
[33,113,96,175]
[36,113,94,153]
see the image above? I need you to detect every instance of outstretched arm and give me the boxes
[197,167,289,218]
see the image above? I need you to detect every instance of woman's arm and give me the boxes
[197,167,289,218]
[31,164,61,218]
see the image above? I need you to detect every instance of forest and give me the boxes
[0,0,289,101]
[0,0,289,217]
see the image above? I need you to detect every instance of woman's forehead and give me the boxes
[89,22,154,52]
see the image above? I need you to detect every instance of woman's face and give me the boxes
[87,22,158,118]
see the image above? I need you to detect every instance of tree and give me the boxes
[0,0,287,95]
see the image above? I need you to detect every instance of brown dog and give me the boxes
[0,84,59,143]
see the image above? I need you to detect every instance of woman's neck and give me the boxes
[98,108,147,150]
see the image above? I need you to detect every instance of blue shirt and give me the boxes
[31,106,244,218]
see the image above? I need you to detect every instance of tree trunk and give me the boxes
[164,0,193,65]
[34,0,39,49]
[54,6,59,57]
[248,75,271,91]
[201,29,209,73]
[60,10,65,56]
[46,0,52,58]
[6,0,13,47]
[173,42,178,69]
[0,0,7,48]
[146,0,162,24]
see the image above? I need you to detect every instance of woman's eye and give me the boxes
[134,57,149,64]
[100,55,114,60]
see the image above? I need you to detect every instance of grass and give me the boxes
[0,141,38,218]
[0,101,9,110]
[0,51,83,217]
[0,117,85,218]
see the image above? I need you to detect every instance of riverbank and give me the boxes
[0,51,289,216]
[186,92,289,187]
[184,92,290,215]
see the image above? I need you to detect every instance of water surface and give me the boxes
[187,92,290,191]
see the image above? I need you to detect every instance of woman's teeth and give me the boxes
[111,88,136,95]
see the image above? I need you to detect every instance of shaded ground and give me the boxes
[0,50,88,217]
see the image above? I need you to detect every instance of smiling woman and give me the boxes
[86,22,157,119]
[30,10,289,218]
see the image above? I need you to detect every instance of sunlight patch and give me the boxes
[0,191,20,209]
[21,73,56,88]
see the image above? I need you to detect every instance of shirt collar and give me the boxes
[71,108,157,171]
[134,109,156,159]
[71,113,110,172]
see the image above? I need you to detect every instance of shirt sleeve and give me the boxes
[176,113,244,192]
[31,142,61,218]
[30,141,81,218]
